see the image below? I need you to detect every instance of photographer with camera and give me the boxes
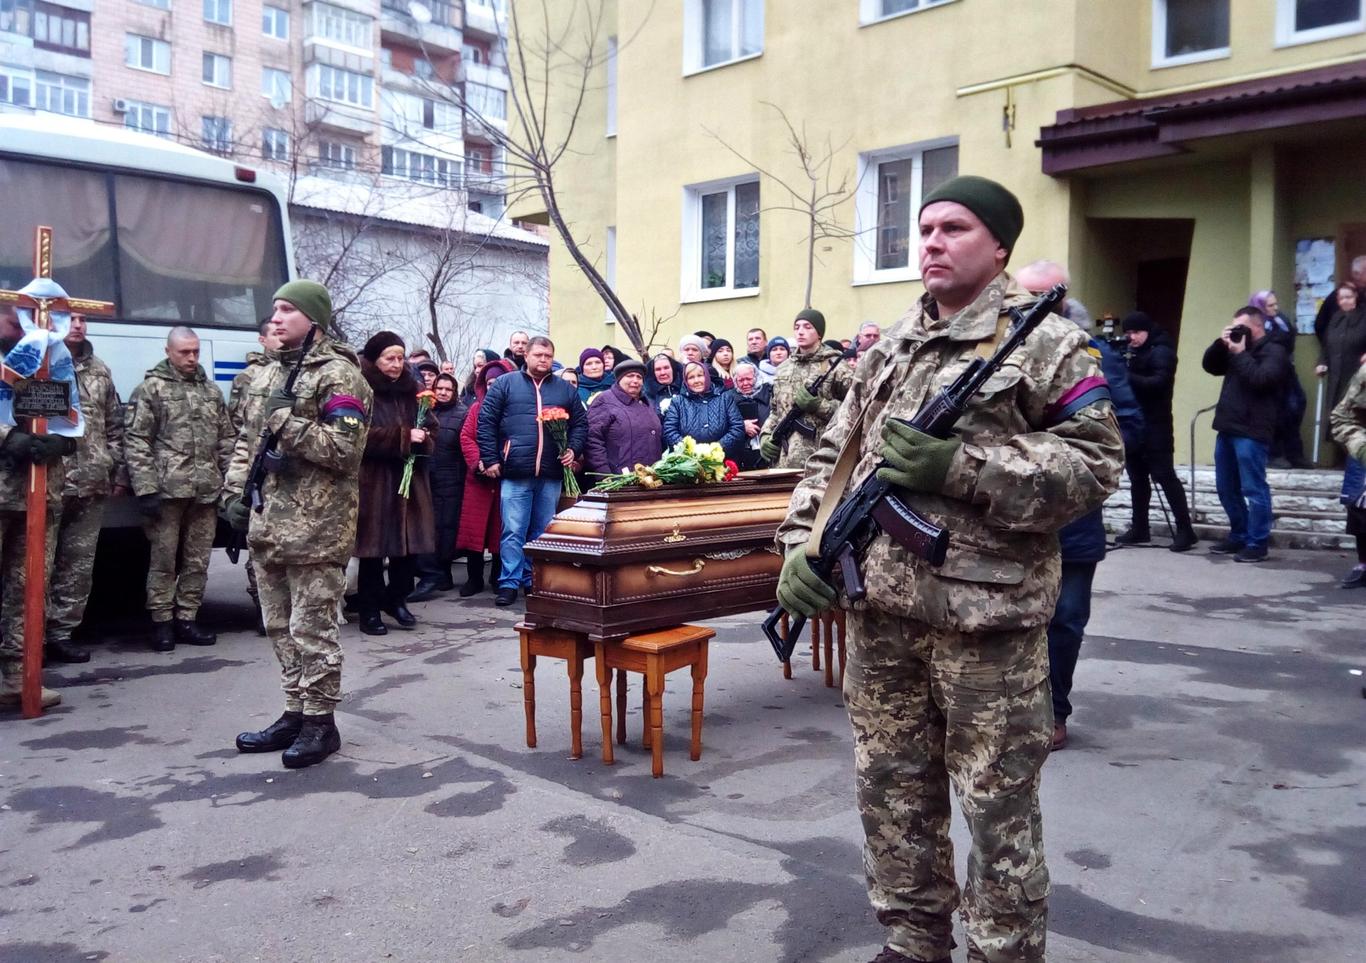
[1201,305,1291,563]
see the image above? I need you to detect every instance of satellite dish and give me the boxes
[408,1,432,23]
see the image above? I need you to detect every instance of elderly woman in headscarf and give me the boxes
[662,360,745,460]
[644,352,684,419]
[355,331,437,636]
[726,360,773,469]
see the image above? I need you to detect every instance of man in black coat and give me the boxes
[1201,305,1291,563]
[1118,312,1199,551]
[477,336,587,606]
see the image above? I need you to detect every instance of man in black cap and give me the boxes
[758,306,852,470]
[1118,311,1198,550]
[775,175,1123,963]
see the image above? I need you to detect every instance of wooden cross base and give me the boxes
[596,624,713,778]
[780,608,846,690]
[515,622,596,760]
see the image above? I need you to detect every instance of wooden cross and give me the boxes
[1,226,114,718]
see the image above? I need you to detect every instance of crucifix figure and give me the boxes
[0,225,114,718]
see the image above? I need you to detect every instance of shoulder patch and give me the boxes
[321,393,367,428]
[1045,375,1111,426]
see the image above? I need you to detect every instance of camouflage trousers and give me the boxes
[143,499,217,623]
[0,508,59,682]
[844,608,1053,963]
[47,495,107,643]
[256,561,345,715]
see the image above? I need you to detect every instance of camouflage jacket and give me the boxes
[124,359,234,503]
[1329,365,1366,462]
[62,340,125,499]
[227,351,271,434]
[224,336,372,568]
[776,274,1124,633]
[0,337,69,511]
[759,343,853,470]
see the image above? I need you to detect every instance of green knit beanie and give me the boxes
[794,308,826,338]
[919,175,1024,256]
[273,280,332,331]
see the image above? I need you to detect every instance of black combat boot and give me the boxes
[44,639,90,664]
[282,713,342,769]
[151,622,175,652]
[235,711,303,752]
[174,619,217,646]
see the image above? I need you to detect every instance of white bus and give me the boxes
[0,114,293,400]
[1,114,295,608]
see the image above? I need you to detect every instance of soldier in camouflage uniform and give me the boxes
[1330,362,1366,586]
[44,315,126,665]
[222,280,371,769]
[0,304,73,709]
[124,326,235,652]
[228,321,283,633]
[759,308,853,470]
[775,177,1123,963]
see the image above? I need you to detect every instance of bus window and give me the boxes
[113,174,286,329]
[0,158,117,301]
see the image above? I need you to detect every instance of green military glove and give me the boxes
[793,384,820,414]
[219,496,250,533]
[759,433,780,462]
[265,387,294,417]
[776,548,836,618]
[876,420,962,495]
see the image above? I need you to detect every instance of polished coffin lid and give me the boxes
[525,469,802,565]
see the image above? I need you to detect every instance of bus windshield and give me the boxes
[0,156,287,329]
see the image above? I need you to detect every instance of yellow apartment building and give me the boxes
[514,0,1366,463]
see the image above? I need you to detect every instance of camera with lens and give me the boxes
[1229,325,1249,344]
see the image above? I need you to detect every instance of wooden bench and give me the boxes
[595,624,714,778]
[515,622,596,760]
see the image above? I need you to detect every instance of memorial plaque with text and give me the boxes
[12,378,71,419]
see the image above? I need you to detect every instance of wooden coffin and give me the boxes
[523,469,802,640]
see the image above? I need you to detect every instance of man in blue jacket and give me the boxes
[476,336,587,606]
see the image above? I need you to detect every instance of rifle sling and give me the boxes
[804,309,1012,560]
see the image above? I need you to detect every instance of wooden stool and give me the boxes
[780,609,845,689]
[596,624,714,778]
[516,622,595,759]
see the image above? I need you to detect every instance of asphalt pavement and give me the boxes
[2,540,1363,962]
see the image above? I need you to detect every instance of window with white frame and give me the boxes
[123,100,171,137]
[1276,0,1363,44]
[308,1,373,49]
[202,52,231,88]
[683,177,760,300]
[461,43,484,64]
[853,140,957,284]
[309,63,374,108]
[262,4,288,39]
[203,0,230,25]
[465,81,506,120]
[33,70,88,117]
[381,146,461,186]
[202,115,232,154]
[318,140,357,170]
[262,127,290,160]
[859,0,954,25]
[605,35,617,137]
[1153,0,1229,66]
[0,66,32,108]
[262,66,292,104]
[685,0,762,72]
[125,34,171,74]
[33,2,91,56]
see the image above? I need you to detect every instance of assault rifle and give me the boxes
[761,283,1068,662]
[768,340,859,453]
[225,324,318,564]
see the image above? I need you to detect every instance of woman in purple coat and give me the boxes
[584,359,663,476]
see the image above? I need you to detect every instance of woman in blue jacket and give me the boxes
[662,361,745,460]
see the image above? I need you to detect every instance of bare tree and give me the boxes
[401,0,661,356]
[705,102,859,309]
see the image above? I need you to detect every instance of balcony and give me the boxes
[463,111,506,143]
[463,0,503,39]
[455,59,507,90]
[305,99,375,136]
[380,0,461,54]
